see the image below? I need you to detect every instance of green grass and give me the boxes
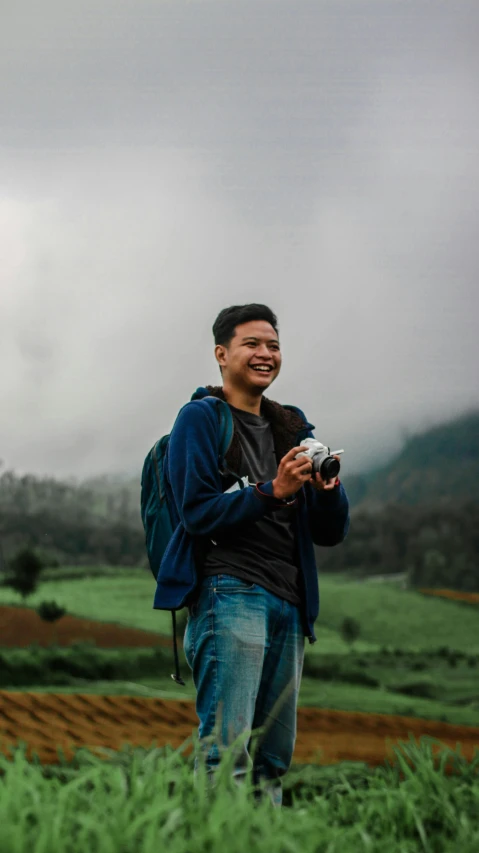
[0,738,478,852]
[316,575,479,654]
[2,571,478,654]
[298,679,479,728]
[0,573,170,634]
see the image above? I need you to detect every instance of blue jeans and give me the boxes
[184,574,305,806]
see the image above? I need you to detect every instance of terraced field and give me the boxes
[1,690,478,770]
[2,572,479,653]
[1,572,478,775]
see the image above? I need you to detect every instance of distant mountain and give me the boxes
[342,411,479,509]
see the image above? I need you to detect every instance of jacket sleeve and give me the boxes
[166,400,287,537]
[294,405,350,546]
[304,480,350,546]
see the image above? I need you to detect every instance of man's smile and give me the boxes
[249,364,274,373]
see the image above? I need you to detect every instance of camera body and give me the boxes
[296,438,344,482]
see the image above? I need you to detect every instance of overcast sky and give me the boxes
[1,0,478,480]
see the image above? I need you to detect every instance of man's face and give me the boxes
[215,320,282,392]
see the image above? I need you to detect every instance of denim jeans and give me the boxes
[183,573,305,807]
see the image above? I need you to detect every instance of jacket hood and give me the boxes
[190,386,214,401]
[190,385,314,473]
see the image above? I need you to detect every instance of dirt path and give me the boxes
[1,690,478,769]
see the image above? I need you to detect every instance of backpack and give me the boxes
[140,396,234,684]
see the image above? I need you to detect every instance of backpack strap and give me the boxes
[201,396,235,471]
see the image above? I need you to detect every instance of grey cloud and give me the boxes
[0,0,478,479]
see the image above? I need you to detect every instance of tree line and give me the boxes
[0,469,143,567]
[1,469,478,591]
[317,499,479,591]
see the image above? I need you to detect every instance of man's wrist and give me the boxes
[258,481,297,506]
[272,478,282,499]
[271,478,294,502]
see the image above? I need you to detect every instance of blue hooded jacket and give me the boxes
[153,387,350,645]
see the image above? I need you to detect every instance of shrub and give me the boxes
[338,669,380,688]
[4,548,43,600]
[387,680,438,700]
[340,617,361,647]
[303,659,337,681]
[437,646,451,658]
[36,601,66,623]
[0,645,174,688]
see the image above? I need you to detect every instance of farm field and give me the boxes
[1,569,478,789]
[2,571,479,654]
[1,569,478,850]
[15,676,479,728]
[0,605,172,648]
[1,689,478,769]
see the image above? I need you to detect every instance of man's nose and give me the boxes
[256,344,272,358]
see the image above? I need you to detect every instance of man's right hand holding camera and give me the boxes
[272,446,313,500]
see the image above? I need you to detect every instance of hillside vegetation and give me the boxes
[0,471,143,569]
[321,412,479,590]
[343,410,479,508]
[316,498,479,590]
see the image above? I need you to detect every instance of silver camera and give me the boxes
[296,438,344,482]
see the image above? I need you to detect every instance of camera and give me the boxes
[296,438,344,482]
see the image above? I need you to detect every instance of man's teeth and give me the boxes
[251,366,272,372]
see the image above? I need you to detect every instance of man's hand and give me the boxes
[272,446,313,500]
[308,455,342,492]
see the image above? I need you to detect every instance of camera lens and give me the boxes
[320,456,340,482]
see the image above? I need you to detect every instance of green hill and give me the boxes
[343,410,479,509]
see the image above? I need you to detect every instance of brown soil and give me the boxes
[1,690,478,770]
[420,589,479,606]
[0,606,175,648]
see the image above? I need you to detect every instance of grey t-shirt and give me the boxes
[201,404,302,606]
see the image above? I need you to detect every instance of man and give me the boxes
[154,303,349,806]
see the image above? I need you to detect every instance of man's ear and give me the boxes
[214,344,227,369]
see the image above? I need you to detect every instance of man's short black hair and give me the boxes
[213,304,279,347]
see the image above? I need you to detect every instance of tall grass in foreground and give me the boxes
[0,735,478,853]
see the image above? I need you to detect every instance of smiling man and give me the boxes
[157,303,350,806]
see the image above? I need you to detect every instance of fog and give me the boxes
[1,0,478,479]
